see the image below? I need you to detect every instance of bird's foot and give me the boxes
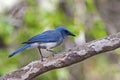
[52,52,57,57]
[52,54,55,57]
[46,49,57,57]
[41,56,46,61]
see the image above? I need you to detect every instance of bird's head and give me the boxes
[55,27,75,38]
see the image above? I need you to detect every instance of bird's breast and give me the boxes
[30,41,62,49]
[40,42,58,49]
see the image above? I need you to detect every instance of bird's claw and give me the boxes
[41,57,46,61]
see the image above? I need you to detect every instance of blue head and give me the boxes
[55,27,75,38]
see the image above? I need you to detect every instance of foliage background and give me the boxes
[0,0,120,80]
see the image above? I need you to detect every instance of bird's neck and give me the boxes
[61,32,67,39]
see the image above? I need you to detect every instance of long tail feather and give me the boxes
[9,44,31,57]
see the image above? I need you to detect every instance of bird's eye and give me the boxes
[65,30,68,33]
[66,31,70,35]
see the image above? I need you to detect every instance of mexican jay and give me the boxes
[9,27,75,61]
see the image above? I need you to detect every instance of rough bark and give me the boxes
[0,32,120,80]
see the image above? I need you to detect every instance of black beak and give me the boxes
[69,32,76,36]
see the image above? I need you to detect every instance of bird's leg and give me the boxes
[46,49,57,57]
[38,46,44,61]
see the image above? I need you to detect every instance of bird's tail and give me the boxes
[9,44,31,57]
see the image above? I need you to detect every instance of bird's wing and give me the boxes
[22,30,62,44]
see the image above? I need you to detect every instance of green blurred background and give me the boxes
[0,0,120,80]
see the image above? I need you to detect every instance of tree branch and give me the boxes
[1,32,120,80]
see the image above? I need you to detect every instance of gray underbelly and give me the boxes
[30,42,62,49]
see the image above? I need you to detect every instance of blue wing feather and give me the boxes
[23,30,62,44]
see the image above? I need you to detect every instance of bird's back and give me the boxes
[23,30,63,44]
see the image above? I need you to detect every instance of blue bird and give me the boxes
[9,27,75,61]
